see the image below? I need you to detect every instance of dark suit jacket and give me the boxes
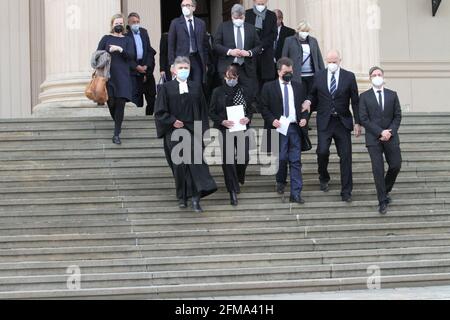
[308,68,360,132]
[275,24,296,61]
[209,85,255,130]
[359,88,402,146]
[282,35,325,83]
[258,80,309,129]
[213,21,262,77]
[245,9,278,79]
[159,32,170,77]
[126,27,156,76]
[168,16,209,71]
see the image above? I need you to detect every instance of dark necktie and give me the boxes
[188,19,198,53]
[284,83,290,118]
[378,90,383,112]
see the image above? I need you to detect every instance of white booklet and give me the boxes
[226,105,247,133]
[276,116,291,136]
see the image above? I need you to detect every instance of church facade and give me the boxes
[0,0,449,118]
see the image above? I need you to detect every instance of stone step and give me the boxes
[0,225,448,252]
[1,272,450,300]
[2,259,450,292]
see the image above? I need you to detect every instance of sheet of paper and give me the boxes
[276,116,291,136]
[226,105,247,133]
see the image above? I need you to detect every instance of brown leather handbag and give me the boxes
[85,72,109,105]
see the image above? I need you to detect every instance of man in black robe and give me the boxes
[155,56,217,213]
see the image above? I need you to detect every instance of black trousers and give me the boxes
[107,97,126,136]
[317,116,353,197]
[131,74,156,115]
[367,142,402,205]
[189,53,204,85]
[220,129,250,193]
[236,64,258,101]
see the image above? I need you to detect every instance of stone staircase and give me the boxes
[0,113,449,299]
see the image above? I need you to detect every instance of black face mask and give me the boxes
[282,72,293,83]
[114,25,124,34]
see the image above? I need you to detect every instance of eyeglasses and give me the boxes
[181,4,194,8]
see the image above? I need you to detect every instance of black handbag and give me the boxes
[301,128,313,152]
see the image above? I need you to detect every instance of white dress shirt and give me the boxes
[185,16,195,32]
[373,87,385,111]
[279,79,297,123]
[177,79,189,94]
[327,67,341,92]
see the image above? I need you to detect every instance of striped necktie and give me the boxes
[330,72,337,97]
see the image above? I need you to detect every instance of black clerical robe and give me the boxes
[155,80,217,200]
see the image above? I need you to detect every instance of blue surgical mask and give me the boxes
[177,69,190,81]
[131,24,140,33]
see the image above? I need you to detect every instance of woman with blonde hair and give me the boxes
[282,20,325,96]
[97,13,135,145]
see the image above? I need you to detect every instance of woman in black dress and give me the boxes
[97,14,135,145]
[209,64,255,206]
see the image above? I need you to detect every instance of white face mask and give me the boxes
[182,7,192,17]
[372,76,384,87]
[255,5,266,12]
[233,19,244,28]
[328,63,339,73]
[299,32,309,39]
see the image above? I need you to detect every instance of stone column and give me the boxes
[33,0,122,117]
[304,0,381,90]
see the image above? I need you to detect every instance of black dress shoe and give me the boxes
[179,199,188,209]
[342,195,352,203]
[379,202,388,215]
[276,183,286,195]
[112,136,122,145]
[238,176,246,186]
[320,182,330,192]
[290,196,305,204]
[230,192,238,206]
[386,196,392,205]
[192,197,204,213]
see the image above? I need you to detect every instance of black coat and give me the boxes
[275,25,296,61]
[213,21,262,77]
[154,80,209,139]
[168,16,209,73]
[245,9,278,79]
[97,35,135,101]
[209,85,255,130]
[359,88,402,146]
[159,32,171,77]
[126,27,156,76]
[308,68,360,132]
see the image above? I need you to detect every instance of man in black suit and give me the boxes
[259,57,310,204]
[359,66,402,215]
[303,50,362,202]
[246,0,278,88]
[127,13,157,115]
[214,4,262,100]
[168,0,209,85]
[273,9,295,63]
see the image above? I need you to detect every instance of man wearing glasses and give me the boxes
[168,0,209,85]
